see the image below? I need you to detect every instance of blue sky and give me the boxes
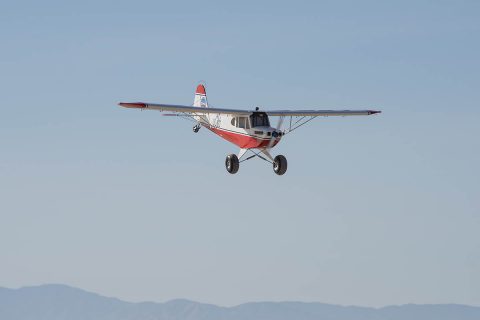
[1,0,479,307]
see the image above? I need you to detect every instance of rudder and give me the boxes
[193,84,208,108]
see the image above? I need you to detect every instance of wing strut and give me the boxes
[283,116,318,135]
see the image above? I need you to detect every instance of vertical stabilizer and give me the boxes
[193,84,208,108]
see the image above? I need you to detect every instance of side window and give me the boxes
[231,117,250,129]
[238,117,245,128]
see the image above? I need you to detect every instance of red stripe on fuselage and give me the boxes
[207,126,279,149]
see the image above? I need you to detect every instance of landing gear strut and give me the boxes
[193,124,201,133]
[273,155,287,175]
[225,154,239,174]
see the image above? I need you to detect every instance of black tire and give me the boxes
[225,154,239,174]
[273,155,287,175]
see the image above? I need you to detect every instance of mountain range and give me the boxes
[0,284,479,320]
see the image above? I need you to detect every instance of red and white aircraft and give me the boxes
[119,84,380,175]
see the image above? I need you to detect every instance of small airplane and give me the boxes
[119,84,380,175]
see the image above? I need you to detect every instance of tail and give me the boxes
[193,84,208,108]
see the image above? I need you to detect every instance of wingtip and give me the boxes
[369,110,381,115]
[118,102,147,109]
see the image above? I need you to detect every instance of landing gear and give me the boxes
[193,124,201,133]
[273,155,287,175]
[224,151,286,175]
[225,154,239,174]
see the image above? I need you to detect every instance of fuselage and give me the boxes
[195,111,283,149]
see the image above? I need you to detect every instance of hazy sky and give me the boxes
[1,0,479,308]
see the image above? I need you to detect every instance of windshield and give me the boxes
[250,112,270,127]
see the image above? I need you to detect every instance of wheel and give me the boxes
[273,155,287,175]
[193,124,200,133]
[225,154,239,174]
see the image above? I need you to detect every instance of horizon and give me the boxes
[2,283,479,309]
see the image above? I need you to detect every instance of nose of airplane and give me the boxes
[271,130,283,138]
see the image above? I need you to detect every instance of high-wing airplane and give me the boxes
[119,84,380,175]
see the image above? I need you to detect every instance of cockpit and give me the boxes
[250,112,270,128]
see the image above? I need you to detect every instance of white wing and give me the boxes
[119,102,380,117]
[265,110,381,116]
[119,102,252,115]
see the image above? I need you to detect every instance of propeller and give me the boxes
[267,116,285,149]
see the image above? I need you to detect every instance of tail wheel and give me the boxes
[225,154,239,174]
[273,155,287,175]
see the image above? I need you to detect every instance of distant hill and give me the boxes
[0,284,479,320]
